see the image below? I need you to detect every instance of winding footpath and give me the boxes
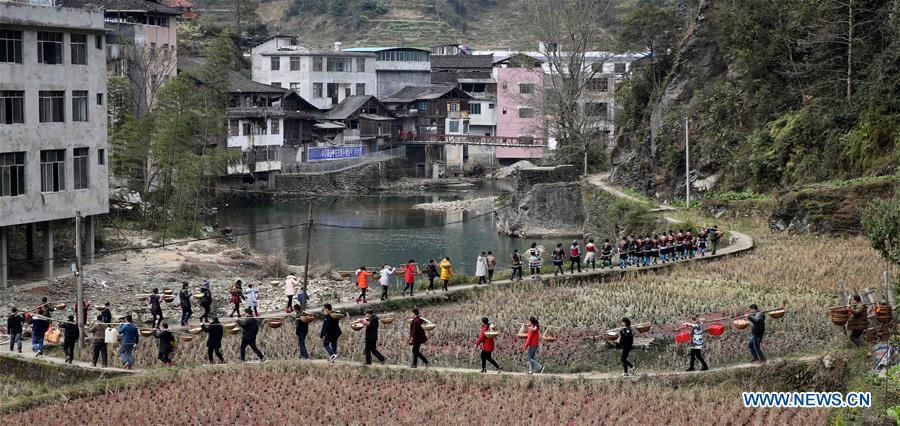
[0,177,761,383]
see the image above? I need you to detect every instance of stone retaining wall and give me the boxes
[274,159,407,195]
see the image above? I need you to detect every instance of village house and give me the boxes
[342,47,431,98]
[250,36,377,110]
[0,0,110,287]
[323,95,397,154]
[492,53,546,162]
[381,84,472,177]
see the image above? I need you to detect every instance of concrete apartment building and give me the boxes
[493,54,546,162]
[57,0,181,116]
[250,37,377,110]
[343,47,431,98]
[0,1,109,287]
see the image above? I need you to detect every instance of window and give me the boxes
[72,91,88,122]
[290,82,300,92]
[39,91,65,123]
[98,149,105,165]
[270,56,280,71]
[242,122,250,136]
[502,82,508,90]
[614,62,626,73]
[290,57,300,71]
[37,32,64,64]
[417,101,428,111]
[469,103,481,115]
[587,78,609,92]
[356,58,365,72]
[229,119,239,136]
[95,34,102,49]
[149,42,156,56]
[271,119,280,135]
[518,107,535,118]
[448,119,460,133]
[271,82,282,88]
[463,121,469,134]
[518,83,534,94]
[0,152,26,197]
[591,62,604,73]
[312,57,323,72]
[355,83,365,95]
[0,30,23,64]
[449,102,459,112]
[586,102,608,117]
[502,107,508,115]
[344,87,351,98]
[73,147,89,190]
[326,57,352,72]
[488,103,495,109]
[70,34,87,65]
[0,91,25,124]
[40,149,65,192]
[96,93,104,105]
[313,83,323,98]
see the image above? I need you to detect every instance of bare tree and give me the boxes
[522,0,613,175]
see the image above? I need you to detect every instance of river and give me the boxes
[215,182,566,274]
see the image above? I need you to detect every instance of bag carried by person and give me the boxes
[105,327,119,344]
[45,326,61,344]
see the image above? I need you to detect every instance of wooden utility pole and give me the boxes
[301,205,313,310]
[684,117,690,207]
[75,212,85,345]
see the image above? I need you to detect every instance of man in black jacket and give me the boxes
[6,307,24,353]
[201,316,225,364]
[199,282,213,323]
[154,322,176,366]
[362,310,385,365]
[747,304,766,363]
[320,304,342,362]
[99,302,112,324]
[619,317,635,377]
[59,315,80,364]
[179,282,193,326]
[293,304,309,359]
[237,308,264,362]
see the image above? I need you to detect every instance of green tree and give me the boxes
[861,197,900,266]
[616,4,682,91]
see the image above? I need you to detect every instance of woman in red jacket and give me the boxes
[408,308,429,368]
[523,316,543,374]
[475,316,501,373]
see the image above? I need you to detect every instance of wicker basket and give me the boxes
[423,322,436,331]
[484,330,500,338]
[875,305,893,324]
[330,312,346,320]
[541,335,558,343]
[380,316,395,325]
[300,314,316,324]
[178,334,194,342]
[829,307,850,326]
[188,327,203,335]
[226,327,241,335]
[223,323,238,330]
[732,319,751,330]
[163,295,175,303]
[162,288,174,295]
[54,303,67,310]
[139,328,154,337]
[768,309,786,319]
[193,293,204,299]
[350,322,365,331]
[603,331,619,341]
[267,320,284,329]
[635,322,651,333]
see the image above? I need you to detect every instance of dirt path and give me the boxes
[586,173,677,213]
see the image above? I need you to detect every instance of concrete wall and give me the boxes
[0,3,109,227]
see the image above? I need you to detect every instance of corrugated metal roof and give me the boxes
[359,114,394,121]
[344,47,431,53]
[381,84,470,103]
[431,54,493,69]
[324,96,376,120]
[56,0,182,15]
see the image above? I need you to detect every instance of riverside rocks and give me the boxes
[412,196,497,212]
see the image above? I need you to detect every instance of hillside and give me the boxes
[610,0,899,202]
[192,0,625,49]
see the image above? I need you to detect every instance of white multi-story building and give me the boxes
[250,37,376,110]
[0,1,110,287]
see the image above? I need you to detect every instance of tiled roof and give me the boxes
[381,84,470,103]
[56,0,182,15]
[178,56,289,94]
[430,54,493,69]
[324,95,376,120]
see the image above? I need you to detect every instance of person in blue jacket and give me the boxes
[28,307,50,357]
[117,314,139,369]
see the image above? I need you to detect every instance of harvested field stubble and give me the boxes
[3,362,832,425]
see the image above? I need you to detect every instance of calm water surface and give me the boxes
[215,182,566,274]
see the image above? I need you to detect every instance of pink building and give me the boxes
[494,57,546,161]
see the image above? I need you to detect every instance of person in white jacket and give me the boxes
[245,283,259,317]
[284,273,298,313]
[475,252,488,285]
[378,264,395,301]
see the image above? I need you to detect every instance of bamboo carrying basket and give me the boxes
[163,295,175,303]
[178,334,194,342]
[223,323,239,331]
[162,288,174,295]
[603,331,619,342]
[423,322,437,331]
[516,323,528,339]
[330,312,346,320]
[54,303,67,310]
[380,316,395,325]
[875,305,893,324]
[193,292,204,300]
[732,319,751,330]
[138,328,154,337]
[226,327,241,335]
[350,321,365,331]
[768,309,786,319]
[484,330,500,338]
[188,327,203,335]
[829,307,850,326]
[634,322,652,333]
[267,319,284,329]
[299,314,317,324]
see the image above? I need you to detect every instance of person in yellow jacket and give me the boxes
[355,266,373,304]
[439,257,453,292]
